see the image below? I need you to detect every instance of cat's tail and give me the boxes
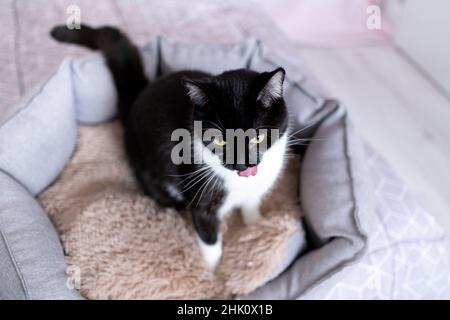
[50,24,148,121]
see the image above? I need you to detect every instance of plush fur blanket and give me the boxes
[39,121,303,299]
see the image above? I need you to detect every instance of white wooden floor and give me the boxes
[296,45,450,233]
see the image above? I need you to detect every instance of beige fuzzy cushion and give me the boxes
[39,121,304,299]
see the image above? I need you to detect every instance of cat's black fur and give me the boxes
[50,25,288,245]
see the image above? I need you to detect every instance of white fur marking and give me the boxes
[165,183,184,202]
[196,134,288,220]
[193,133,287,268]
[241,205,263,225]
[196,235,222,270]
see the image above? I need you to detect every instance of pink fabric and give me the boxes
[260,0,391,45]
[0,0,288,115]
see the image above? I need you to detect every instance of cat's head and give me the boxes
[185,68,289,176]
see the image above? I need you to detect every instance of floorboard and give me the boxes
[296,45,450,232]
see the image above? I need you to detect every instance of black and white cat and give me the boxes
[51,25,289,269]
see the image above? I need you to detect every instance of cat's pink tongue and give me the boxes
[237,166,258,177]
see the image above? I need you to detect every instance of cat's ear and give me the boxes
[257,67,286,108]
[184,79,208,107]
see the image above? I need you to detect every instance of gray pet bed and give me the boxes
[0,37,449,299]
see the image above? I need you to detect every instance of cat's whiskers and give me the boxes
[187,170,215,208]
[167,166,209,178]
[166,166,211,189]
[202,120,224,132]
[180,162,222,191]
[181,169,213,192]
[214,112,225,131]
[194,173,217,208]
[288,136,323,141]
[176,169,211,187]
[209,175,221,201]
[286,135,324,148]
[287,142,314,146]
[255,124,281,130]
[287,120,321,139]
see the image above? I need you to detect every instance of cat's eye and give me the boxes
[213,137,227,146]
[250,133,266,144]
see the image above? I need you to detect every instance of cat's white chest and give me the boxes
[218,170,276,218]
[202,135,288,218]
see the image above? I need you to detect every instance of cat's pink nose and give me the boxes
[237,166,258,177]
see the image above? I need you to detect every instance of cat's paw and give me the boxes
[241,207,263,226]
[196,236,222,270]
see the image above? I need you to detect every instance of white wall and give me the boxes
[385,0,450,95]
